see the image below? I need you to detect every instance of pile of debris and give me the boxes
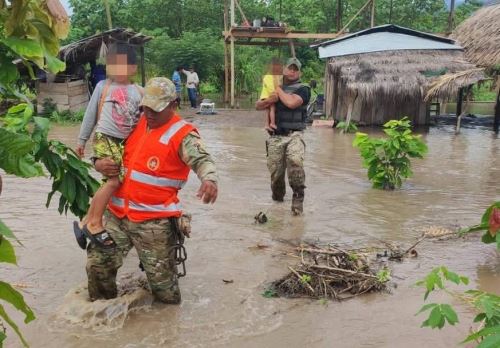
[270,244,389,300]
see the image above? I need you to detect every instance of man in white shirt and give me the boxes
[182,67,199,109]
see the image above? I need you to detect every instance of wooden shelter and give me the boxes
[451,4,500,131]
[313,25,478,126]
[37,28,151,113]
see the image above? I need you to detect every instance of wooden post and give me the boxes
[289,40,296,58]
[456,87,463,117]
[370,0,375,28]
[223,0,229,104]
[494,87,500,133]
[103,0,113,30]
[389,0,393,23]
[336,0,342,31]
[230,0,235,108]
[140,45,145,87]
[448,0,455,33]
[455,87,464,133]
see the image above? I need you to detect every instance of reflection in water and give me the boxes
[0,115,499,347]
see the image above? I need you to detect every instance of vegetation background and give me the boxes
[66,0,488,100]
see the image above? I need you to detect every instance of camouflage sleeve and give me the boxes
[179,132,218,184]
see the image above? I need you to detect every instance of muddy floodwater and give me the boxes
[1,110,499,348]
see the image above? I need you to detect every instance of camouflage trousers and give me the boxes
[86,213,181,304]
[266,132,306,201]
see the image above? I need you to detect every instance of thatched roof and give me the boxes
[59,28,152,67]
[424,68,486,102]
[327,49,477,102]
[451,4,500,68]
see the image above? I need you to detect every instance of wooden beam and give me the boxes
[223,30,340,40]
[233,41,309,46]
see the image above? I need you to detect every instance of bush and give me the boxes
[353,117,428,190]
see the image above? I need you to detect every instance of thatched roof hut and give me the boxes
[451,4,500,69]
[313,25,479,126]
[451,4,500,131]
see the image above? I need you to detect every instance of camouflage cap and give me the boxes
[141,77,177,112]
[285,57,302,70]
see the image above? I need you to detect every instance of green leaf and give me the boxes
[60,173,76,203]
[44,54,66,74]
[0,303,29,348]
[416,303,437,315]
[1,37,44,58]
[0,219,16,240]
[0,330,6,345]
[0,55,20,84]
[482,232,496,244]
[0,282,35,323]
[440,304,458,325]
[0,236,17,264]
[477,334,500,348]
[463,327,500,343]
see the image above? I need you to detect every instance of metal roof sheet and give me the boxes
[318,31,462,59]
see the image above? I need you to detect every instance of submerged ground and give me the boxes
[1,109,499,347]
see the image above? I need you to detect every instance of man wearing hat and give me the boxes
[89,77,218,304]
[256,58,310,215]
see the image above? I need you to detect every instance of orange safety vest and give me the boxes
[108,114,197,222]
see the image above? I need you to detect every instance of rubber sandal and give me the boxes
[81,224,116,249]
[73,221,87,250]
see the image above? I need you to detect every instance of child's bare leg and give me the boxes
[86,176,120,234]
[269,103,277,129]
[265,108,272,131]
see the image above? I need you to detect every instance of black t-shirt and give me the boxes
[275,84,311,112]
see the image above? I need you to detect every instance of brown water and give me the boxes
[1,110,499,348]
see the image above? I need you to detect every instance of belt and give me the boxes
[272,129,300,136]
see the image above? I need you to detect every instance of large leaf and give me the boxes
[0,282,35,324]
[0,219,15,240]
[44,54,65,74]
[0,129,44,178]
[1,37,44,59]
[0,129,34,156]
[0,54,20,84]
[0,303,29,347]
[0,236,17,265]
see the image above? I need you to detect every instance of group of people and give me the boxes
[74,42,310,304]
[172,66,199,109]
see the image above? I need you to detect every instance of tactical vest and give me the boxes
[276,81,308,131]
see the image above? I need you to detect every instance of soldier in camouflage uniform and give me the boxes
[90,77,218,304]
[256,58,310,215]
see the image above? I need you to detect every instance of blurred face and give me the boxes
[106,53,137,83]
[143,102,176,129]
[283,65,300,83]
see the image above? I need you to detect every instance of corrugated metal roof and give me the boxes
[311,24,455,49]
[318,31,462,59]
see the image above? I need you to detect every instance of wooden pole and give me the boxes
[370,0,375,28]
[139,46,145,87]
[339,0,372,35]
[389,0,393,23]
[456,87,463,117]
[336,0,342,31]
[494,86,500,133]
[223,0,229,104]
[230,0,235,108]
[448,0,455,33]
[289,40,296,58]
[103,0,112,30]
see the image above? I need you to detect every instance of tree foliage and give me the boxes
[64,0,482,95]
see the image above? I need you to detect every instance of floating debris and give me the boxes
[254,212,268,224]
[269,244,389,300]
